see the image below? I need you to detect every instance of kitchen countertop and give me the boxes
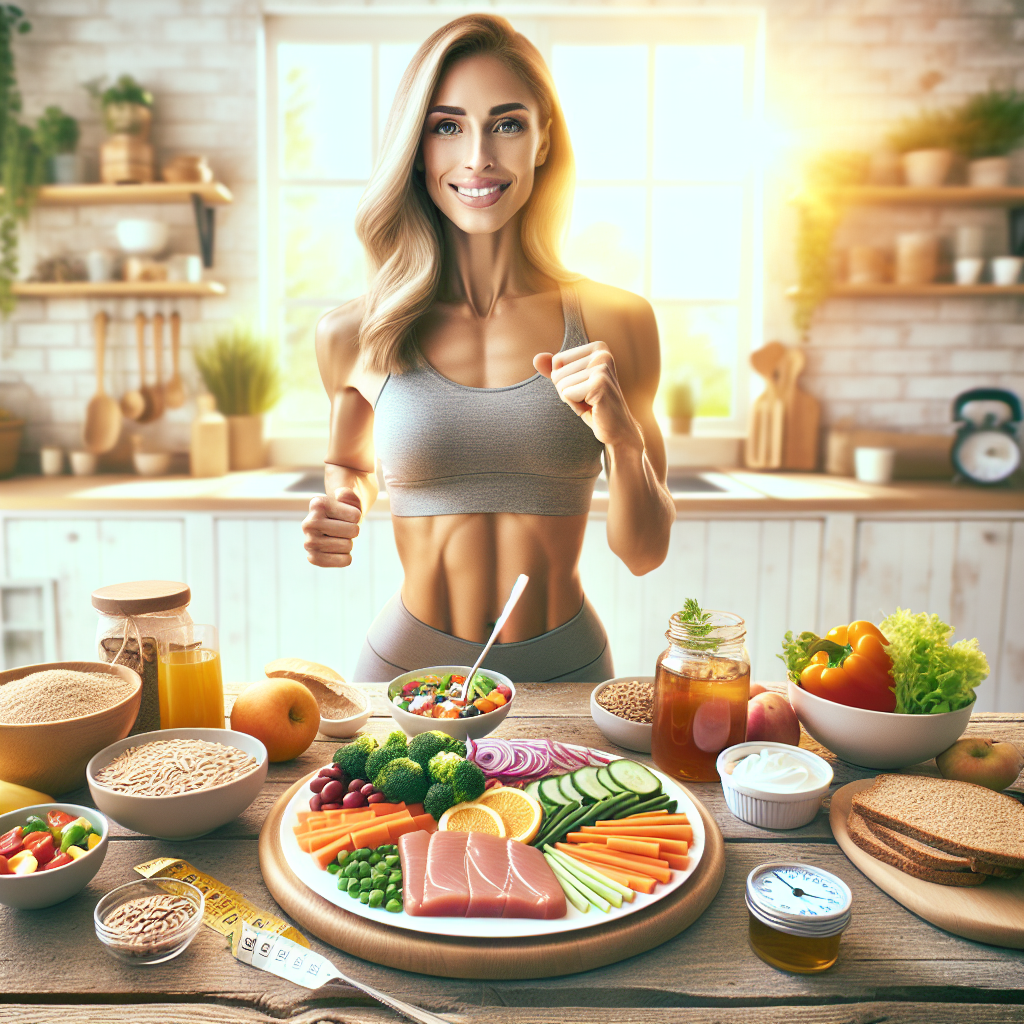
[1,683,1021,1024]
[0,468,1021,515]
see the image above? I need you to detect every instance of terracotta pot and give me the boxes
[895,232,938,285]
[227,414,265,471]
[669,416,693,436]
[901,149,953,188]
[0,419,23,478]
[848,245,886,285]
[967,157,1010,188]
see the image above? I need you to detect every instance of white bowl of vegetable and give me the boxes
[387,666,515,741]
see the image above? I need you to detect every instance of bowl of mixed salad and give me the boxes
[387,666,515,741]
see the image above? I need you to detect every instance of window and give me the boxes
[263,10,763,435]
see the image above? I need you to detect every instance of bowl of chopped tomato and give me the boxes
[387,666,515,740]
[0,803,108,909]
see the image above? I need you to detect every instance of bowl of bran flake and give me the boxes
[0,661,141,795]
[590,676,654,753]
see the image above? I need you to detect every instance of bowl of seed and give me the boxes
[591,676,654,753]
[0,661,142,795]
[94,877,204,965]
[87,727,268,840]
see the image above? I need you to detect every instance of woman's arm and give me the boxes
[301,301,378,569]
[534,289,675,576]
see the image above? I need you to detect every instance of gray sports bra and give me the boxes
[374,284,604,517]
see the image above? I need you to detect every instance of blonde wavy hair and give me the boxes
[355,14,578,374]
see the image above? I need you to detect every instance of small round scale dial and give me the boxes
[750,864,849,918]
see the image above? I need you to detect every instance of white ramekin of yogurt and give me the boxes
[716,742,833,830]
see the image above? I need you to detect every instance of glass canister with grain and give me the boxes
[92,581,192,734]
[651,601,750,782]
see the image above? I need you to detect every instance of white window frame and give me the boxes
[261,6,765,440]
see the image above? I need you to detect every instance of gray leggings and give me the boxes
[353,591,614,683]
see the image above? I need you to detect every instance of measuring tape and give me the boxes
[134,857,308,948]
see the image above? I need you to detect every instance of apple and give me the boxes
[746,692,800,746]
[936,737,1024,792]
[230,678,320,762]
[749,682,768,699]
[692,697,733,753]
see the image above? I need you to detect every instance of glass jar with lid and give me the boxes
[92,581,192,735]
[651,607,750,782]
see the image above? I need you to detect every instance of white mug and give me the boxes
[954,257,984,285]
[40,446,64,476]
[991,256,1024,286]
[69,450,97,476]
[85,249,115,283]
[167,254,203,283]
[854,447,896,485]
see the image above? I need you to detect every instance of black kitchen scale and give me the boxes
[952,387,1022,486]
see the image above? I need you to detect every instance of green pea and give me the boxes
[368,889,385,908]
[388,871,402,884]
[368,853,382,866]
[385,899,402,913]
[326,863,341,875]
[359,877,374,892]
[359,891,370,904]
[343,863,360,878]
[385,883,398,897]
[346,878,361,895]
[355,848,372,861]
[337,851,351,867]
[384,855,400,868]
[337,875,348,890]
[358,862,372,878]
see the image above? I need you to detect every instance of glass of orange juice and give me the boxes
[154,623,225,729]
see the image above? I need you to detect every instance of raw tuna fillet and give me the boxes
[398,830,430,916]
[422,830,471,916]
[400,830,566,919]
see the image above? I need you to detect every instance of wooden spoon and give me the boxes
[82,311,123,455]
[152,312,166,419]
[165,311,185,409]
[135,313,162,424]
[120,316,147,421]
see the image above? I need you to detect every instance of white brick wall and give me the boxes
[3,0,1023,458]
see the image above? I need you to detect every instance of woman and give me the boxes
[302,14,675,682]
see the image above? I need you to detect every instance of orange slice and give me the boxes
[476,786,543,844]
[438,801,506,838]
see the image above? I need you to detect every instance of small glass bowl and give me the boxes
[94,878,204,965]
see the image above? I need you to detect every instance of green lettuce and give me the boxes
[879,608,989,714]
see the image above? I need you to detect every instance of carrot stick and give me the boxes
[352,822,391,850]
[662,852,690,870]
[595,814,690,827]
[302,810,412,851]
[623,809,669,819]
[405,803,424,818]
[557,849,657,894]
[554,842,671,884]
[312,833,353,870]
[573,844,673,877]
[606,837,661,858]
[581,824,693,842]
[567,832,689,855]
[369,802,406,817]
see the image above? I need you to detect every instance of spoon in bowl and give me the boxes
[460,574,529,701]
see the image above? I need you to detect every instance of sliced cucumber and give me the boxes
[539,776,572,806]
[524,780,543,803]
[597,766,626,793]
[606,759,662,797]
[572,766,612,802]
[558,772,587,804]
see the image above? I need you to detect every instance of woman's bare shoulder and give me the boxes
[315,297,368,390]
[573,278,657,343]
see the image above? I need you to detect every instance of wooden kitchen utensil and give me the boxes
[135,313,162,424]
[745,341,787,469]
[778,346,821,471]
[166,311,185,409]
[152,312,166,415]
[82,311,122,455]
[120,317,147,422]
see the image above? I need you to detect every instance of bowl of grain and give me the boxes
[87,727,268,840]
[0,661,142,795]
[591,676,654,753]
[95,877,204,964]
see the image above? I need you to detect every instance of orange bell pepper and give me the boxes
[800,620,895,712]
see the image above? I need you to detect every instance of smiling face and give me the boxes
[419,52,550,235]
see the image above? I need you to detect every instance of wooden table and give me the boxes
[2,685,1022,1024]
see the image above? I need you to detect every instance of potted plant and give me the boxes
[664,379,697,435]
[193,324,282,471]
[34,105,80,184]
[887,108,960,187]
[86,74,154,184]
[956,89,1024,188]
[96,74,153,137]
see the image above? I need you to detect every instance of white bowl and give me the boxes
[319,702,372,739]
[717,742,833,830]
[787,681,974,770]
[590,677,653,753]
[387,666,515,741]
[0,803,109,909]
[87,727,268,840]
[133,451,171,477]
[115,219,169,256]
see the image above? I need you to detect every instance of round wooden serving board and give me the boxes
[259,773,726,979]
[831,779,1024,949]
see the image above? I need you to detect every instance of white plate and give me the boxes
[278,753,705,939]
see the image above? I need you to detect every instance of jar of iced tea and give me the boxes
[651,607,750,782]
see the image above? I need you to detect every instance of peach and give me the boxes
[749,682,768,698]
[746,692,800,746]
[230,678,320,762]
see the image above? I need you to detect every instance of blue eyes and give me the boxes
[432,118,525,136]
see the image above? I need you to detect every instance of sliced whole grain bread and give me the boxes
[851,774,1024,870]
[968,858,1021,879]
[861,815,973,871]
[847,810,987,886]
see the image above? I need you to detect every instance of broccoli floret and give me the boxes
[423,781,455,821]
[450,759,486,804]
[383,729,407,748]
[365,734,409,784]
[332,735,378,779]
[375,757,429,805]
[407,730,467,770]
[427,750,462,784]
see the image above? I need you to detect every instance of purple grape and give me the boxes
[308,793,322,812]
[347,779,366,794]
[320,766,344,780]
[359,782,375,796]
[320,802,341,811]
[309,776,328,794]
[342,791,366,808]
[321,780,343,804]
[367,792,387,804]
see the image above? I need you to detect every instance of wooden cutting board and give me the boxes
[259,772,726,979]
[830,779,1024,949]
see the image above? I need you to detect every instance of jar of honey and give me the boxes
[651,608,749,782]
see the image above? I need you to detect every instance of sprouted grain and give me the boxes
[597,680,654,724]
[95,738,258,796]
[102,894,195,955]
[0,669,137,725]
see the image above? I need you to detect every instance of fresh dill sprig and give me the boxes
[676,598,721,652]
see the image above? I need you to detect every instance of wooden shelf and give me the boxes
[29,182,233,206]
[789,283,1024,298]
[836,186,1024,206]
[13,281,227,298]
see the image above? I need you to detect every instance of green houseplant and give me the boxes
[887,108,961,187]
[194,325,282,471]
[94,74,153,136]
[34,105,80,183]
[957,89,1024,187]
[664,378,696,435]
